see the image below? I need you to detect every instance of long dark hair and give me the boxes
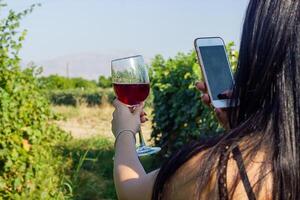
[152,0,300,199]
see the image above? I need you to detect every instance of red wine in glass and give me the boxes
[113,83,150,106]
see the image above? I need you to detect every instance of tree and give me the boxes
[39,75,98,90]
[72,77,97,89]
[98,75,112,88]
[39,74,73,89]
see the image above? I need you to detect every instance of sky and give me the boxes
[5,0,249,78]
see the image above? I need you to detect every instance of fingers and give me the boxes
[135,103,148,123]
[215,108,223,117]
[113,100,148,123]
[134,102,144,114]
[140,111,148,123]
[215,108,230,130]
[195,81,207,92]
[218,90,233,99]
[223,90,233,98]
[113,99,144,115]
[196,81,211,106]
[129,106,136,113]
[140,111,147,117]
[128,102,145,117]
[140,116,149,123]
[201,93,211,106]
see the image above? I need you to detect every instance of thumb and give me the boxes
[133,102,144,116]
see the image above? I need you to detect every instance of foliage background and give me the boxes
[0,3,71,199]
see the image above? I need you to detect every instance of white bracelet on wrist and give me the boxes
[114,130,136,148]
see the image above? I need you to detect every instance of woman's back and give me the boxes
[161,142,273,200]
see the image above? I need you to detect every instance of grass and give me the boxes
[63,137,116,200]
[62,136,159,200]
[52,104,158,199]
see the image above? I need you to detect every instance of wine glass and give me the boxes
[111,55,161,157]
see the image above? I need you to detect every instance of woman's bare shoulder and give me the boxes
[162,150,219,200]
[162,146,273,200]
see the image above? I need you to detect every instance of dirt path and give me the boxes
[53,104,153,142]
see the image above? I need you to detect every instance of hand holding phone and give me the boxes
[195,81,230,130]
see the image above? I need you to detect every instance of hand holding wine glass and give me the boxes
[111,55,161,157]
[111,99,143,136]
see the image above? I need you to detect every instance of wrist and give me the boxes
[114,130,136,149]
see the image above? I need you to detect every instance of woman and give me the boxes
[112,0,300,199]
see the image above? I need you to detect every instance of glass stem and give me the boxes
[138,129,146,147]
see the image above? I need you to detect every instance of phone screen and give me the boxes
[199,45,233,101]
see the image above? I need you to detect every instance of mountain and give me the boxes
[26,51,151,80]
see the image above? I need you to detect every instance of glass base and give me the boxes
[136,146,161,157]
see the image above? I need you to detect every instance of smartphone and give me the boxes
[194,37,237,108]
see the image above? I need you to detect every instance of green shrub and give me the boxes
[150,45,238,157]
[49,89,103,107]
[82,92,102,107]
[50,91,78,106]
[39,75,98,90]
[0,4,70,199]
[98,75,112,88]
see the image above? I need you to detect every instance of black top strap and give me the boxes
[218,146,231,200]
[232,147,256,200]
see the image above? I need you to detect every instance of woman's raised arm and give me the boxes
[112,100,159,200]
